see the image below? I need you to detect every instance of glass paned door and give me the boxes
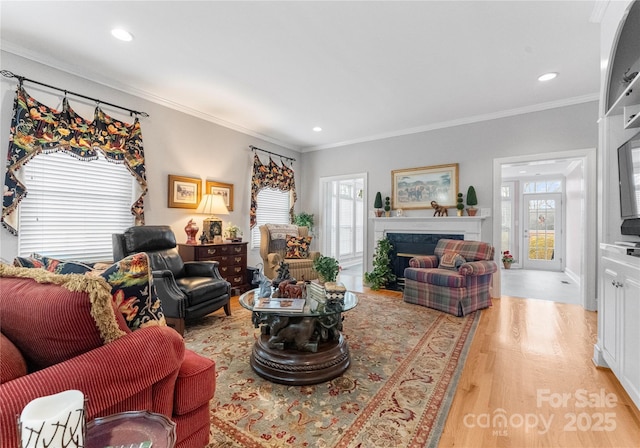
[523,193,562,271]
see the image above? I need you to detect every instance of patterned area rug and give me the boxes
[184,293,480,448]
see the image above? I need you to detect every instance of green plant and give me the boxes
[364,238,396,290]
[466,186,478,207]
[224,222,241,238]
[313,255,340,283]
[384,196,391,212]
[293,211,314,232]
[456,193,465,210]
[374,192,383,210]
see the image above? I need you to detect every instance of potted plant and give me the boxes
[466,186,478,216]
[374,192,383,217]
[313,255,340,284]
[293,212,314,232]
[456,193,465,216]
[501,251,516,269]
[224,222,242,241]
[364,238,396,290]
[384,196,391,217]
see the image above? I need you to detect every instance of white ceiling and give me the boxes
[0,1,601,152]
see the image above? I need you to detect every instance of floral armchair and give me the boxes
[259,224,321,280]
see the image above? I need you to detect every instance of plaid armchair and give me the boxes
[403,239,497,316]
[259,224,321,280]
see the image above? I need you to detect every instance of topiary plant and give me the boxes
[364,238,396,290]
[456,193,465,215]
[466,186,478,216]
[384,196,391,215]
[374,192,383,217]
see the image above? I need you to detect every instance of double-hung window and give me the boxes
[18,151,135,262]
[251,188,291,248]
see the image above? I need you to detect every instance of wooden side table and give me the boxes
[179,241,249,294]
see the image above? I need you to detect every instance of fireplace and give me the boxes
[387,233,464,287]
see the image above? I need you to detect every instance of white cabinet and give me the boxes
[596,244,640,410]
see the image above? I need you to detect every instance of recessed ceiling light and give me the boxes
[111,28,133,42]
[538,72,558,82]
[313,127,322,132]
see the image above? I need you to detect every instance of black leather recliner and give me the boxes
[113,225,231,334]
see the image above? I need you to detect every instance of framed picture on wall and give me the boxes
[391,163,459,210]
[206,181,234,211]
[168,175,201,209]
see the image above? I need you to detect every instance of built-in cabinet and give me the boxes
[598,245,640,410]
[595,0,640,412]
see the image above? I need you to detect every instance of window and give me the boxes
[251,188,291,248]
[19,151,135,262]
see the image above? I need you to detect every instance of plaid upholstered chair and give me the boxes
[403,239,497,316]
[259,224,321,281]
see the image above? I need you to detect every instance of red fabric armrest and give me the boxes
[0,326,184,448]
[409,255,438,268]
[458,260,498,276]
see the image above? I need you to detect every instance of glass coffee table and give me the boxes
[239,287,358,385]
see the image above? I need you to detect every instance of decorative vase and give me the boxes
[184,219,199,245]
[457,209,463,216]
[467,208,478,216]
[385,210,391,217]
[375,210,383,217]
[503,261,512,269]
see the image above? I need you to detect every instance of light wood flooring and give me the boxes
[226,288,640,447]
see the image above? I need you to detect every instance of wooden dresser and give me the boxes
[178,242,249,294]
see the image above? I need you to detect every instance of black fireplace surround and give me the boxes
[386,233,464,288]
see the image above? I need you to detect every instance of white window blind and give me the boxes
[251,188,291,249]
[19,151,135,262]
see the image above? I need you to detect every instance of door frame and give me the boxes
[493,148,597,310]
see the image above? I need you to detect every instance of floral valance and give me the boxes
[250,153,297,228]
[2,86,147,234]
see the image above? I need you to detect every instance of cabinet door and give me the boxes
[621,274,640,408]
[602,268,620,371]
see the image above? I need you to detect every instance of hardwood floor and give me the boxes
[228,288,640,447]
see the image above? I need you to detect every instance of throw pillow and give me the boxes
[100,253,166,330]
[438,251,466,271]
[285,235,312,259]
[14,254,93,275]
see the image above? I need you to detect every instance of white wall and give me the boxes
[300,102,599,271]
[0,51,298,267]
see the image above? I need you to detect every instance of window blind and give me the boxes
[19,151,135,262]
[251,188,291,249]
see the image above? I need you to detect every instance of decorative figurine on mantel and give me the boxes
[430,200,448,216]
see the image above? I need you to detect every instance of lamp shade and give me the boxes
[196,194,229,216]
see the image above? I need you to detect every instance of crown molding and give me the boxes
[301,93,599,152]
[0,43,300,151]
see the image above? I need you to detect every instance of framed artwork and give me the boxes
[391,163,459,210]
[168,175,201,209]
[206,181,234,211]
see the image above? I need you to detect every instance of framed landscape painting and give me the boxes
[168,175,201,209]
[391,163,459,210]
[206,181,234,211]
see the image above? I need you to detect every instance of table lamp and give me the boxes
[196,194,229,243]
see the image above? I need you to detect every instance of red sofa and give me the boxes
[0,265,215,448]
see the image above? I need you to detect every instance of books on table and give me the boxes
[253,297,306,313]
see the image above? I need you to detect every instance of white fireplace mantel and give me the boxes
[372,216,487,243]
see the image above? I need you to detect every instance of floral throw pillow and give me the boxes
[438,251,466,271]
[13,254,93,275]
[285,235,312,259]
[99,253,166,330]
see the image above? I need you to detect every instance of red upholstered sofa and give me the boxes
[0,265,215,448]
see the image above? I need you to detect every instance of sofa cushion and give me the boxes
[0,333,27,383]
[285,235,312,259]
[14,254,93,275]
[98,253,166,330]
[265,223,299,241]
[404,267,465,288]
[438,251,466,271]
[173,350,216,415]
[0,264,129,371]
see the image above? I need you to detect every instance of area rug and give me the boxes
[184,293,480,448]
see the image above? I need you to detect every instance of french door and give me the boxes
[320,174,366,268]
[523,193,562,271]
